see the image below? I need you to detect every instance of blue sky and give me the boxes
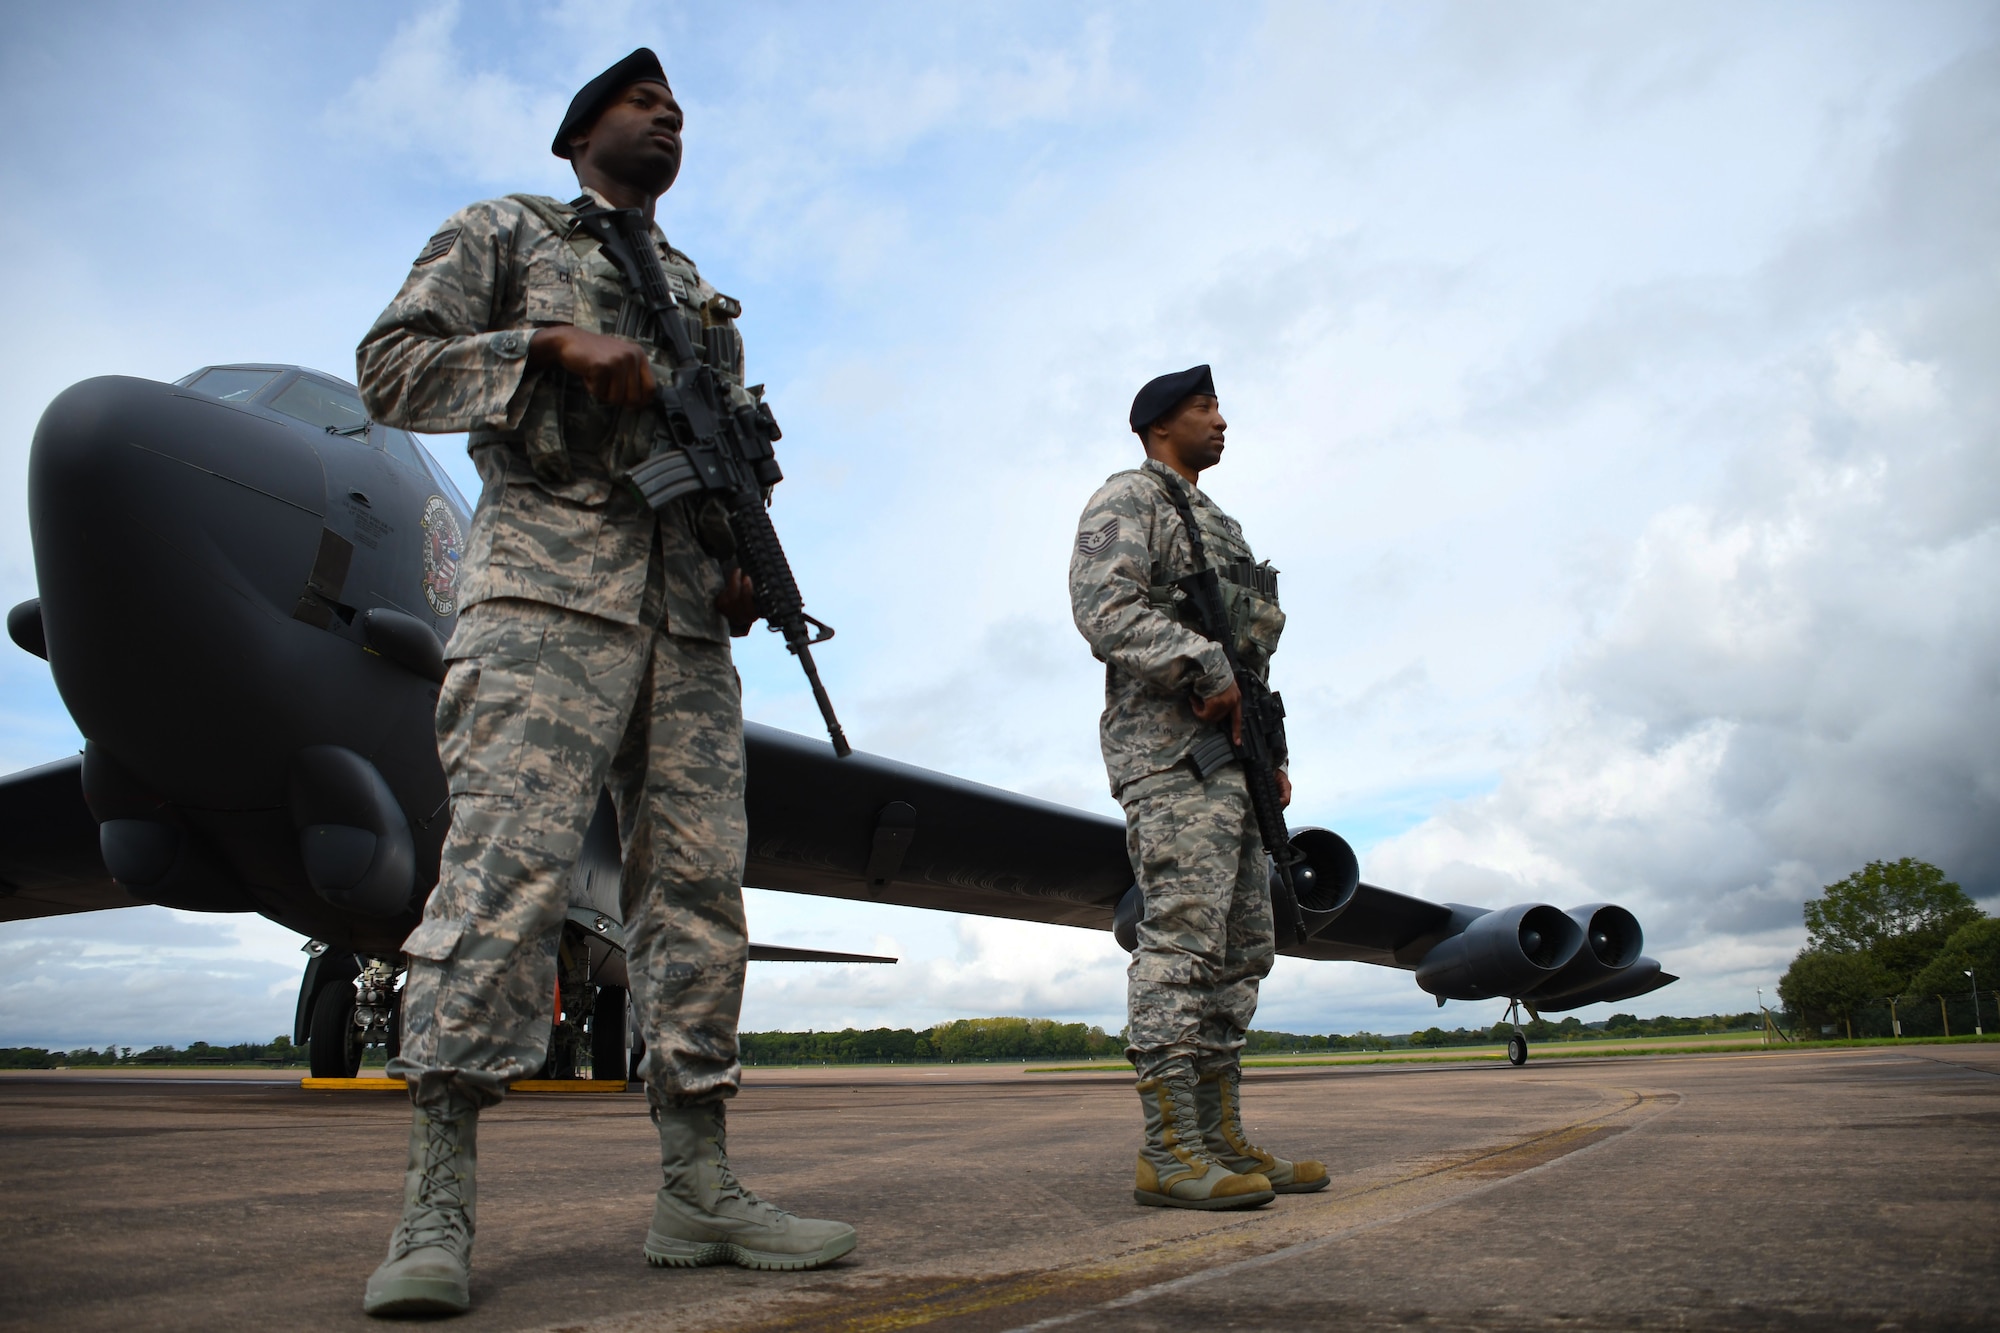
[3,1,1997,1046]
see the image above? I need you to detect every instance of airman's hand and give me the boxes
[528,326,656,407]
[1191,680,1243,746]
[717,567,760,636]
[1276,768,1292,809]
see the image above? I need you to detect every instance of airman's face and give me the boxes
[570,81,684,195]
[1149,394,1228,476]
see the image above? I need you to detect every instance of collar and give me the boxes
[1140,457,1201,497]
[574,184,666,233]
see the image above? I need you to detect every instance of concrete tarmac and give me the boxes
[1,1046,1994,1332]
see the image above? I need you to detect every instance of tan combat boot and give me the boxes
[644,1100,857,1271]
[363,1094,478,1316]
[1196,1065,1329,1193]
[1133,1061,1274,1209]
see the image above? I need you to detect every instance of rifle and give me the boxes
[1157,477,1313,947]
[572,201,850,758]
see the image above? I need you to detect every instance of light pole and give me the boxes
[1969,969,1984,1038]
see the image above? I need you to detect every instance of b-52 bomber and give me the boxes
[0,365,1674,1077]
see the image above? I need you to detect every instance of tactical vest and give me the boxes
[1143,477,1287,675]
[499,194,748,489]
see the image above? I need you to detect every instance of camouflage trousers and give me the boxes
[1118,761,1274,1081]
[389,597,748,1110]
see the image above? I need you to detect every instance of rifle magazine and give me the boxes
[628,448,705,510]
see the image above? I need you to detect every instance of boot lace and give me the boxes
[1217,1071,1271,1163]
[706,1115,790,1217]
[393,1109,471,1258]
[1163,1077,1223,1168]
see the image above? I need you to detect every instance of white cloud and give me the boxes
[0,908,302,1048]
[1368,53,2000,1014]
[322,0,576,190]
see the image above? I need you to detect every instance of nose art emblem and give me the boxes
[420,495,464,617]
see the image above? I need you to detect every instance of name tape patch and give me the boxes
[414,227,461,267]
[1076,517,1120,555]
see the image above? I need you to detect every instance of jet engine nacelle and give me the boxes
[1111,825,1361,953]
[1525,903,1643,1002]
[288,745,417,918]
[1532,957,1672,1012]
[1414,902,1583,1001]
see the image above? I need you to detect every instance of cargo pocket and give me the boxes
[436,616,547,798]
[402,915,466,962]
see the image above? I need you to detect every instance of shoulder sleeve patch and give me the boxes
[414,227,462,267]
[1076,517,1120,555]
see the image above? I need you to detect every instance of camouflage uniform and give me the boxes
[358,188,752,1110]
[1069,460,1285,1081]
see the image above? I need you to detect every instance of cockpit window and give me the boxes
[270,377,370,434]
[407,433,472,515]
[186,367,279,402]
[380,427,427,472]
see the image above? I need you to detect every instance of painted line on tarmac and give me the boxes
[685,1086,1676,1333]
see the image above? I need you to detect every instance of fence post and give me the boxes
[1939,994,1950,1038]
[1890,996,1900,1038]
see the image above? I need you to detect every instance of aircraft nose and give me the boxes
[27,374,329,782]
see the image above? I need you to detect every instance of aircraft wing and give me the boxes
[740,725,1462,975]
[0,726,1663,1005]
[1288,882,1459,969]
[0,754,139,922]
[741,723,1131,930]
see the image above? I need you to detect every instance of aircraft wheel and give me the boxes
[591,985,628,1081]
[1506,1032,1528,1067]
[309,981,364,1078]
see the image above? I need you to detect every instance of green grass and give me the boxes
[1022,1031,2000,1073]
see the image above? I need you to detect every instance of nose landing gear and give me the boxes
[305,949,403,1078]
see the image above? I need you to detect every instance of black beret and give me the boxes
[1129,364,1217,435]
[552,48,672,159]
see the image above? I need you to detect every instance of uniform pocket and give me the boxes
[485,478,611,584]
[436,616,547,798]
[401,915,466,962]
[1219,583,1286,657]
[523,257,575,324]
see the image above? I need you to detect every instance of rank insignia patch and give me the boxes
[414,228,461,267]
[1076,518,1120,555]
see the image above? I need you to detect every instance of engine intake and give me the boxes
[1113,826,1362,953]
[1414,902,1583,1001]
[1526,903,1643,1002]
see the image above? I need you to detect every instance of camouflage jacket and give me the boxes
[356,187,751,638]
[1069,459,1284,795]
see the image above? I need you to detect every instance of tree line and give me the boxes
[740,1016,1121,1064]
[0,1037,310,1069]
[7,1012,1783,1070]
[1777,858,1999,1038]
